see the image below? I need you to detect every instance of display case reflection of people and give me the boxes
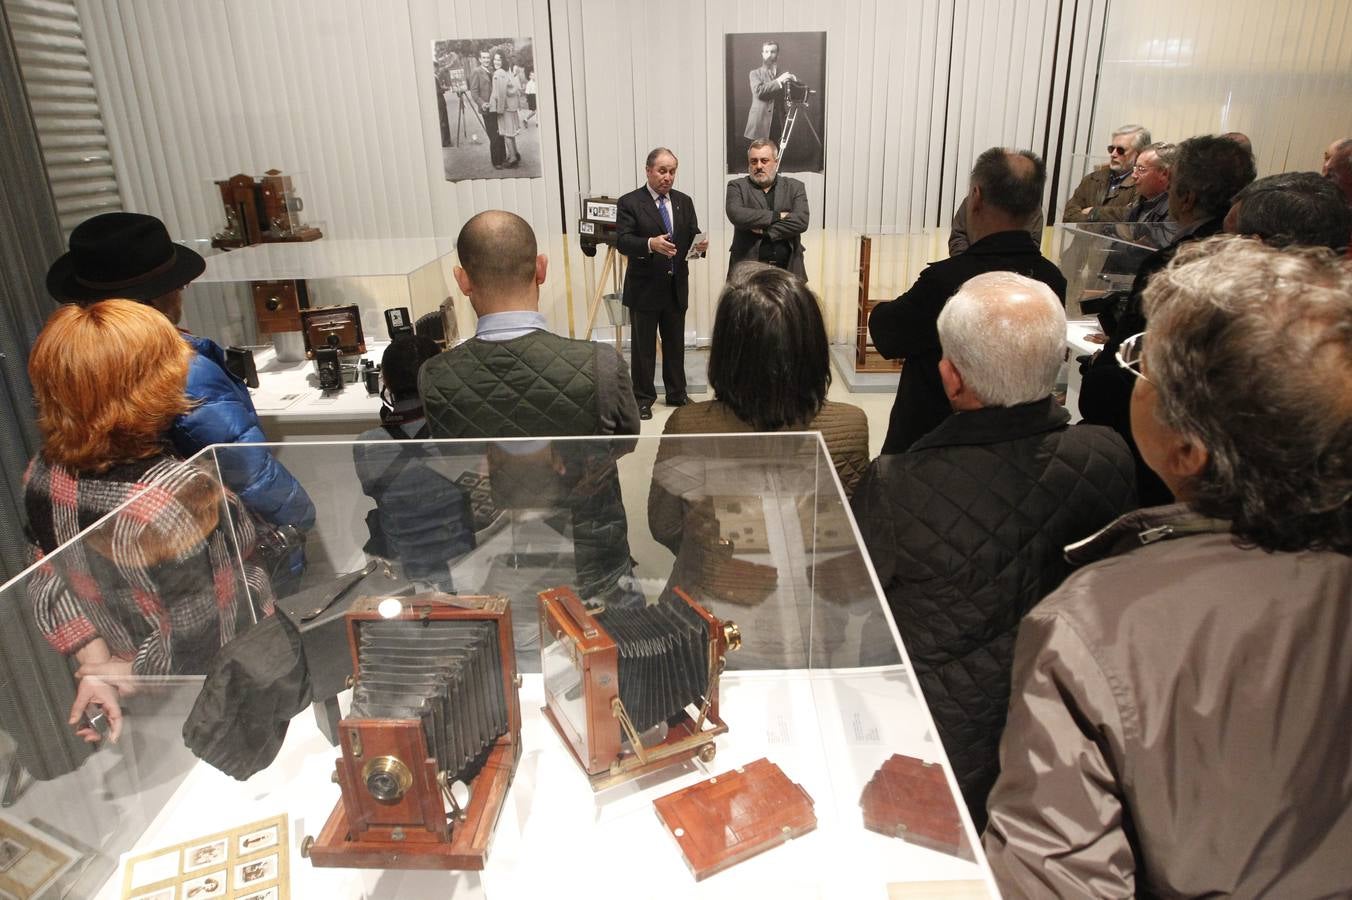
[353,335,474,592]
[24,301,272,743]
[649,264,877,667]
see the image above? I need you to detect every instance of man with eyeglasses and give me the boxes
[1079,134,1255,506]
[985,235,1352,898]
[1061,124,1150,223]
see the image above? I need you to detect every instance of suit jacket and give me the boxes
[869,230,1066,454]
[726,175,809,281]
[744,65,782,141]
[616,186,701,313]
[467,64,492,108]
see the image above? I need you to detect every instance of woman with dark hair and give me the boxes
[490,50,521,168]
[647,266,881,669]
[24,300,270,741]
[660,263,867,495]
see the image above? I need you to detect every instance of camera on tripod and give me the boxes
[783,80,812,104]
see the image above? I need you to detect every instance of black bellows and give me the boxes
[597,601,710,735]
[349,619,508,780]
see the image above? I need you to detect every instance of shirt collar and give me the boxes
[646,185,670,204]
[474,310,548,341]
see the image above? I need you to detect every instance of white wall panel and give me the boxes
[1089,0,1352,178]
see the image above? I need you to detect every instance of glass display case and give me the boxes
[0,435,999,898]
[1057,220,1178,318]
[179,237,461,436]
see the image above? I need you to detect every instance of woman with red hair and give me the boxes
[24,300,269,742]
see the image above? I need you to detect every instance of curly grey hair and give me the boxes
[1141,234,1352,553]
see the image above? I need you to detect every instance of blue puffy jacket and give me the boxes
[169,334,316,530]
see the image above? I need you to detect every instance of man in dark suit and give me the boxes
[468,49,502,168]
[616,147,709,420]
[726,138,809,281]
[870,147,1066,454]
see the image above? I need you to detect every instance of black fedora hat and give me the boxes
[45,212,206,303]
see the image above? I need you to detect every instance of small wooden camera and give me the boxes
[303,593,521,870]
[538,586,740,790]
[211,169,323,249]
[300,304,366,358]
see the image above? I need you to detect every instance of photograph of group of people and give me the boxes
[433,37,540,181]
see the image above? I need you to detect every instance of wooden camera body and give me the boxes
[211,169,323,249]
[304,594,521,871]
[300,304,366,358]
[538,586,740,791]
[250,279,311,334]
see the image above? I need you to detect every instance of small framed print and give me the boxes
[182,838,226,873]
[0,838,27,872]
[579,221,596,235]
[180,869,225,899]
[236,825,278,857]
[233,852,277,887]
[237,887,280,900]
[585,200,618,222]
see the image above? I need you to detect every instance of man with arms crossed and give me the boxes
[726,139,809,281]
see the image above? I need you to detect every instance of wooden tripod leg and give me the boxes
[583,246,616,340]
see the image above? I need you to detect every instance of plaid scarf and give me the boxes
[24,454,272,675]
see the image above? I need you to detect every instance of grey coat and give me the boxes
[725,175,809,281]
[985,505,1352,897]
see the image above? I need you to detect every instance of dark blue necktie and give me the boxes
[658,195,674,272]
[658,194,674,238]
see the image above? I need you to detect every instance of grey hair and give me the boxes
[937,271,1066,407]
[645,146,677,168]
[747,138,779,159]
[1143,141,1178,172]
[1142,234,1352,553]
[1113,124,1152,151]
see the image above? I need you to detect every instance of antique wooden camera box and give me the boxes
[538,586,740,790]
[303,593,521,871]
[300,304,367,358]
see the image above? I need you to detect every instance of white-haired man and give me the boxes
[853,271,1136,831]
[1062,124,1150,222]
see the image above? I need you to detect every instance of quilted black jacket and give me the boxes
[851,398,1136,830]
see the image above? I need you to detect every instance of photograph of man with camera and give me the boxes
[724,31,827,175]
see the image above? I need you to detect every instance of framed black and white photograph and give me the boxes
[725,32,827,175]
[433,37,541,182]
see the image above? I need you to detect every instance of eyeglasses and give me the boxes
[1131,163,1157,174]
[1116,331,1149,382]
[1107,145,1131,156]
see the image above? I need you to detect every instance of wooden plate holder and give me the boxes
[537,586,739,791]
[303,593,521,871]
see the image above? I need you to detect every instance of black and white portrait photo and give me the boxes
[432,37,540,182]
[725,32,827,175]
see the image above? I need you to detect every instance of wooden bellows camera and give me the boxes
[303,594,521,870]
[538,586,740,790]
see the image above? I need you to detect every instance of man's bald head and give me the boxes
[970,147,1046,219]
[456,210,540,299]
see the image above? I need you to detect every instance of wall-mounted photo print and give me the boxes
[725,32,827,175]
[433,37,540,181]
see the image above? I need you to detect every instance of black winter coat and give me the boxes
[868,231,1067,454]
[851,398,1136,830]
